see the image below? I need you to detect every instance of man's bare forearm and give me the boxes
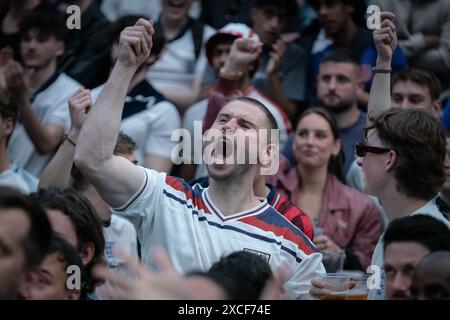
[75,63,136,169]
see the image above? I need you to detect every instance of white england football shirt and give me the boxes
[112,167,325,299]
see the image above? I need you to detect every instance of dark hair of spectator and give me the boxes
[48,233,84,289]
[108,15,166,57]
[392,68,442,101]
[366,108,446,200]
[19,9,67,42]
[383,215,450,252]
[296,107,346,183]
[0,90,17,145]
[206,251,273,299]
[0,187,52,271]
[30,187,105,294]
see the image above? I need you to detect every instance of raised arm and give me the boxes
[39,89,92,189]
[367,12,398,122]
[74,19,154,208]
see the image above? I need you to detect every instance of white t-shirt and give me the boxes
[183,86,292,178]
[112,167,325,299]
[92,82,180,166]
[147,19,215,92]
[368,199,450,300]
[103,214,138,272]
[0,168,30,194]
[8,73,81,177]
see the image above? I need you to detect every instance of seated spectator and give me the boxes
[373,0,450,84]
[30,187,105,299]
[306,0,407,104]
[91,16,180,173]
[18,234,82,300]
[147,0,215,111]
[250,0,308,122]
[0,187,52,299]
[283,49,368,174]
[383,215,450,300]
[268,107,383,270]
[4,9,81,178]
[410,251,450,300]
[57,0,111,89]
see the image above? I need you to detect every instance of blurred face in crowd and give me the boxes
[410,254,450,300]
[293,113,340,171]
[443,137,450,193]
[210,41,233,75]
[20,30,64,69]
[384,241,430,300]
[161,0,193,22]
[317,62,361,114]
[317,0,354,37]
[207,100,269,181]
[19,252,80,300]
[356,129,393,197]
[0,208,30,299]
[251,6,287,45]
[391,81,441,118]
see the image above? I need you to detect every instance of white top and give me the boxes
[112,167,325,299]
[147,21,215,91]
[92,83,180,166]
[7,73,81,177]
[0,168,30,194]
[368,198,450,300]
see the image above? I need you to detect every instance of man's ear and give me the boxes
[80,242,95,265]
[431,99,442,118]
[3,116,14,137]
[385,150,397,171]
[56,40,65,58]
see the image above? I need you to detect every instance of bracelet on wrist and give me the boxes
[219,68,243,80]
[372,67,392,74]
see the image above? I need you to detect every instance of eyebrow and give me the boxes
[218,113,257,128]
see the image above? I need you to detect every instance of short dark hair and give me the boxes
[308,0,367,27]
[19,9,67,42]
[0,90,17,145]
[30,187,105,294]
[48,233,83,289]
[0,187,52,271]
[252,0,299,19]
[384,215,450,252]
[206,251,273,299]
[392,68,442,101]
[108,15,166,57]
[321,47,360,69]
[366,108,446,200]
[297,107,345,183]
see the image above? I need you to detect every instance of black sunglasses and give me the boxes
[356,143,391,157]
